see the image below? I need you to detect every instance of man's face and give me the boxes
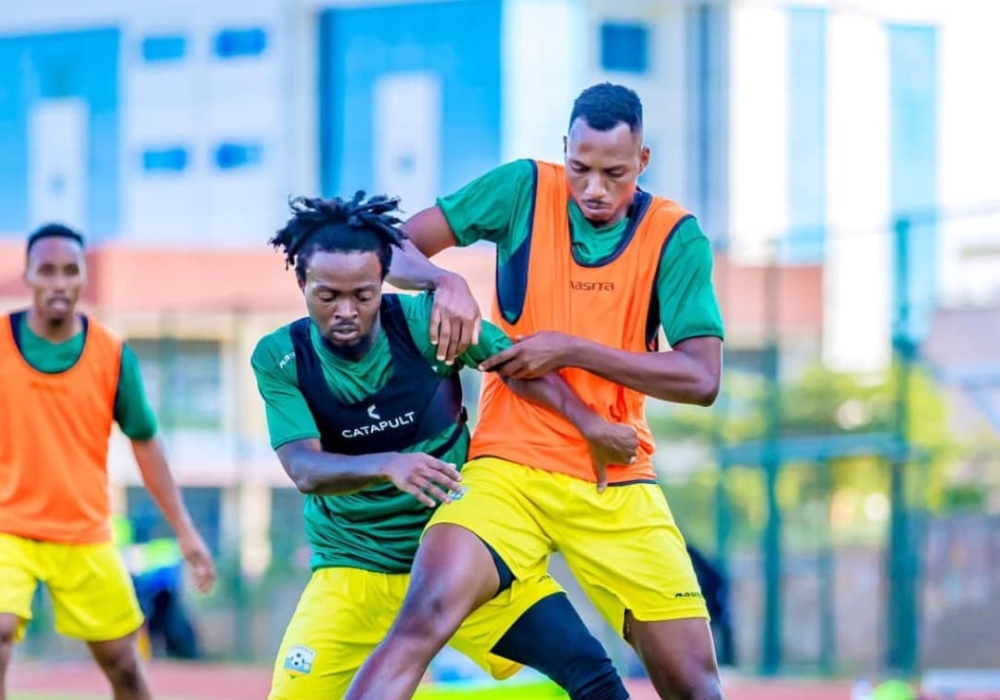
[301,250,383,349]
[563,118,650,225]
[23,237,86,326]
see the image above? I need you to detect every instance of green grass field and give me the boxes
[10,678,567,700]
[11,686,567,700]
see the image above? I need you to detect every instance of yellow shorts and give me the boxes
[428,457,709,635]
[268,566,562,700]
[0,532,144,643]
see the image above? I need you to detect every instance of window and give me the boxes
[129,339,223,430]
[600,22,649,73]
[213,28,267,58]
[213,142,264,170]
[141,35,186,63]
[141,147,189,174]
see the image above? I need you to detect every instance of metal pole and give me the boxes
[760,241,783,676]
[887,217,917,674]
[818,457,836,675]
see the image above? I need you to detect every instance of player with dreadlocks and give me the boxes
[251,192,634,700]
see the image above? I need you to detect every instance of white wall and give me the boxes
[937,1,1000,308]
[500,0,588,165]
[822,10,892,373]
[584,0,690,202]
[727,4,789,265]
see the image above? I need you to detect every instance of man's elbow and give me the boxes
[284,461,320,494]
[692,373,721,407]
[292,469,322,495]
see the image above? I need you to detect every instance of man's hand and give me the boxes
[479,331,575,379]
[578,417,639,493]
[383,453,463,508]
[431,272,481,365]
[177,528,217,594]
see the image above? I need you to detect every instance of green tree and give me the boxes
[651,359,974,551]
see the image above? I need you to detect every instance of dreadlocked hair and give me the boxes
[269,191,407,282]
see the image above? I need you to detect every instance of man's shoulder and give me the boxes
[82,315,123,347]
[252,324,298,377]
[641,199,708,251]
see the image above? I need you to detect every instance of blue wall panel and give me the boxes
[319,0,502,200]
[685,4,730,246]
[0,29,119,239]
[786,7,827,263]
[889,25,938,341]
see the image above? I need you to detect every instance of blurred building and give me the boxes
[1,0,998,583]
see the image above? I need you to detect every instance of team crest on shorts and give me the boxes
[283,645,316,677]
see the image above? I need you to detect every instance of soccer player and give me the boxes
[252,194,632,700]
[0,224,216,700]
[345,83,727,700]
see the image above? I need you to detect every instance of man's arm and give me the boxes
[567,335,721,406]
[386,208,461,288]
[481,328,721,407]
[387,161,534,363]
[389,223,481,364]
[250,337,462,507]
[131,438,216,592]
[275,439,396,495]
[480,220,724,405]
[276,440,462,508]
[503,374,638,491]
[453,316,639,488]
[115,345,215,592]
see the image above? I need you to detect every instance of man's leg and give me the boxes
[345,523,502,699]
[624,617,723,700]
[0,614,20,700]
[87,634,152,700]
[0,533,43,700]
[554,480,725,700]
[46,541,148,699]
[346,458,557,700]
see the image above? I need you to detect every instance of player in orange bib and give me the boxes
[0,225,216,700]
[346,84,727,700]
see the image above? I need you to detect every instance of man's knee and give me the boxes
[0,616,19,659]
[390,592,464,650]
[93,641,144,692]
[676,676,725,700]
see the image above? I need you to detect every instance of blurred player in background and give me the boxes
[252,194,632,700]
[346,83,727,700]
[0,224,216,700]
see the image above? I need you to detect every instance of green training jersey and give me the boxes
[438,159,726,345]
[251,291,511,574]
[15,314,158,440]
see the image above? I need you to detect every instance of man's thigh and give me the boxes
[44,540,144,642]
[268,568,405,700]
[0,533,41,642]
[427,457,554,581]
[555,481,710,635]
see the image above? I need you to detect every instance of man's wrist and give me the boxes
[431,268,461,291]
[571,410,605,440]
[560,334,587,369]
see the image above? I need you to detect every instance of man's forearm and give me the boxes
[569,338,720,406]
[132,438,196,535]
[385,239,451,291]
[504,375,599,436]
[284,449,397,495]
